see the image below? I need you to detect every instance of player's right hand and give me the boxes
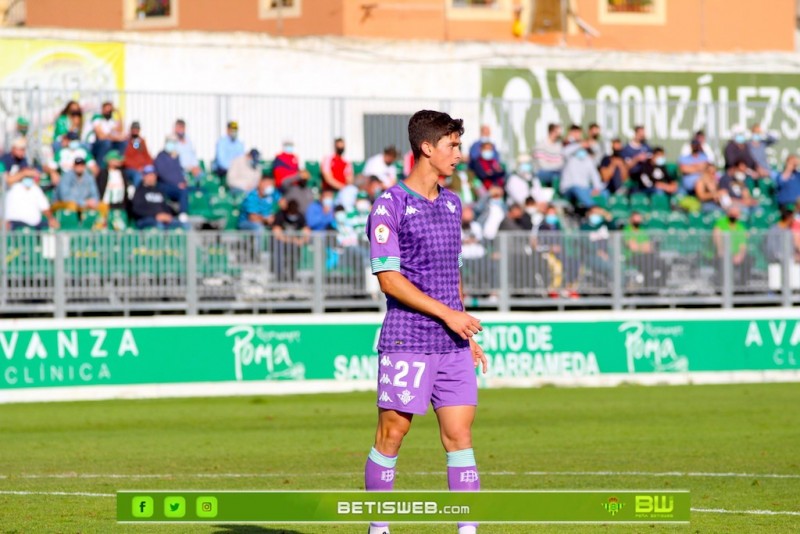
[443,310,482,340]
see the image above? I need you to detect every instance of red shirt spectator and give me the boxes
[273,141,300,189]
[321,138,353,192]
[123,121,153,172]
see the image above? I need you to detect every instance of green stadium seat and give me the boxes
[591,194,608,209]
[665,162,679,181]
[666,212,689,230]
[650,194,671,213]
[629,193,650,211]
[261,161,273,178]
[608,194,628,208]
[56,209,80,230]
[108,209,129,231]
[353,161,366,176]
[80,209,102,230]
[305,160,321,187]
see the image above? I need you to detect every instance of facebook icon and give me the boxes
[132,496,154,518]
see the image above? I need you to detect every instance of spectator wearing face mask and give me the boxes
[713,205,752,287]
[694,163,722,213]
[579,206,613,284]
[560,126,603,210]
[498,203,533,232]
[479,186,507,241]
[718,161,758,218]
[283,170,314,216]
[53,101,83,147]
[174,119,202,178]
[506,154,552,212]
[272,140,303,190]
[96,150,131,215]
[3,173,58,231]
[468,124,499,163]
[748,124,777,179]
[53,157,102,215]
[630,147,678,197]
[680,130,716,165]
[122,121,153,187]
[90,101,127,168]
[623,211,667,289]
[532,123,564,187]
[2,138,40,188]
[306,189,337,231]
[599,138,628,195]
[272,199,311,282]
[472,141,506,189]
[724,126,757,174]
[214,121,244,178]
[131,165,187,231]
[55,131,97,175]
[227,148,263,196]
[238,175,281,233]
[535,205,579,298]
[321,138,353,192]
[154,136,189,222]
[622,126,652,176]
[678,139,710,193]
[587,123,605,168]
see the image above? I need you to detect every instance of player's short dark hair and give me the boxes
[408,110,464,160]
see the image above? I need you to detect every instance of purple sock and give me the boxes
[447,448,480,530]
[365,447,397,529]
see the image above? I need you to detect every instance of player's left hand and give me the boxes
[470,338,487,374]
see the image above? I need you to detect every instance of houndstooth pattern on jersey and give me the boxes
[368,184,468,354]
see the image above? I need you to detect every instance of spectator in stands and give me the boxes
[680,130,716,164]
[55,131,97,176]
[630,147,678,196]
[53,157,102,216]
[695,163,722,213]
[498,203,533,232]
[776,154,800,208]
[724,126,757,174]
[766,208,800,264]
[363,145,398,188]
[3,173,58,231]
[174,119,202,178]
[560,127,603,210]
[123,121,153,187]
[238,175,281,233]
[2,138,40,187]
[479,185,507,241]
[532,123,563,186]
[678,139,710,193]
[283,170,314,216]
[748,124,777,178]
[623,211,666,289]
[336,174,383,213]
[536,205,578,299]
[506,154,553,211]
[214,121,244,178]
[272,139,303,190]
[472,140,506,189]
[468,124,498,164]
[96,150,131,214]
[587,122,605,167]
[306,189,336,231]
[598,138,628,195]
[579,206,613,284]
[321,138,353,192]
[131,165,186,230]
[718,161,758,218]
[14,117,29,142]
[53,101,83,148]
[227,148,262,196]
[272,199,311,281]
[153,137,189,222]
[622,125,652,176]
[90,101,126,167]
[713,205,752,287]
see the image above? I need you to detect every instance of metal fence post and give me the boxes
[722,233,733,308]
[54,232,66,318]
[497,233,510,312]
[781,230,793,308]
[186,231,198,315]
[312,233,325,314]
[611,231,623,310]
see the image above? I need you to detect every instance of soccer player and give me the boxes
[364,110,488,534]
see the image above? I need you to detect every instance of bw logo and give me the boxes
[636,495,674,514]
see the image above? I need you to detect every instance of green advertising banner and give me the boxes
[0,314,798,400]
[481,68,800,162]
[117,490,690,523]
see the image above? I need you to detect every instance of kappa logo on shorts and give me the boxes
[381,192,393,200]
[397,389,415,406]
[460,470,479,483]
[380,355,393,367]
[446,200,456,214]
[405,206,419,215]
[379,373,391,385]
[373,205,390,216]
[379,391,393,403]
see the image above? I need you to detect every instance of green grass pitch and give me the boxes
[2,383,799,533]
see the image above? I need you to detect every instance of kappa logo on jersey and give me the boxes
[381,469,395,482]
[378,391,393,403]
[405,206,419,215]
[459,470,479,483]
[379,373,391,385]
[380,192,393,200]
[380,355,393,367]
[374,224,390,244]
[397,389,415,406]
[446,200,456,214]
[373,205,390,216]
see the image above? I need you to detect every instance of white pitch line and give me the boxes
[3,470,800,480]
[0,490,114,497]
[692,508,800,516]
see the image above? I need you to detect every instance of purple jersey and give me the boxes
[368,182,467,354]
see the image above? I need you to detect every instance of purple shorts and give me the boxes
[375,348,477,415]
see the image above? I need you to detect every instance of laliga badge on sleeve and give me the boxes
[375,224,390,244]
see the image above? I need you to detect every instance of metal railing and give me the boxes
[1,229,797,317]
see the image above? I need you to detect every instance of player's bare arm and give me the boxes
[376,270,482,340]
